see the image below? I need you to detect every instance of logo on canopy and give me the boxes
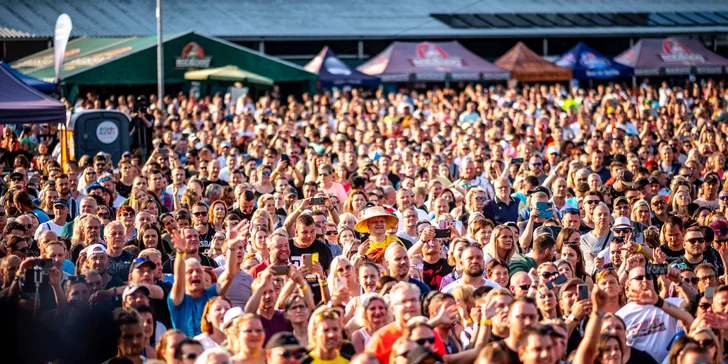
[660,39,704,63]
[579,52,610,68]
[175,42,212,68]
[555,53,575,68]
[411,43,463,68]
[324,56,351,76]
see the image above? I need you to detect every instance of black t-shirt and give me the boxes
[496,340,521,364]
[422,258,453,291]
[107,251,136,282]
[626,347,658,364]
[288,239,334,271]
[197,225,216,251]
[660,244,685,264]
[150,280,173,329]
[116,182,132,198]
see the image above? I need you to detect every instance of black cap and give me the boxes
[648,177,659,184]
[635,178,649,189]
[406,346,444,364]
[705,173,720,184]
[52,198,70,208]
[265,332,304,350]
[618,170,635,183]
[9,172,23,180]
[527,185,551,198]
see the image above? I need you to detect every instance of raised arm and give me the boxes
[216,221,248,296]
[170,232,187,307]
[573,287,607,364]
[245,268,271,314]
[283,198,311,237]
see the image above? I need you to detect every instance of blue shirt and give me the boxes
[408,277,431,298]
[483,197,519,225]
[33,208,50,224]
[168,284,219,337]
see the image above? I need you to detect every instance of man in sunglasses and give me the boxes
[616,265,694,362]
[673,226,724,275]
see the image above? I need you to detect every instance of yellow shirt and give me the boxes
[366,235,403,263]
[305,352,350,364]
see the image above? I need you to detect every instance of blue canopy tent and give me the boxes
[0,61,57,93]
[305,47,380,88]
[554,43,633,79]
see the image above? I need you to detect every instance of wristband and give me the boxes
[319,281,329,287]
[636,244,642,253]
[567,315,576,322]
[299,284,308,292]
[655,297,664,309]
[177,252,187,258]
[480,319,492,326]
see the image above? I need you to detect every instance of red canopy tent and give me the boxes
[615,38,728,76]
[495,42,572,82]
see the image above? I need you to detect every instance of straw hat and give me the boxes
[355,206,399,234]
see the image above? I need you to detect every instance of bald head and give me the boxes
[38,230,58,250]
[509,271,533,297]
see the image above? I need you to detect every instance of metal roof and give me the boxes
[0,26,35,38]
[1,0,728,40]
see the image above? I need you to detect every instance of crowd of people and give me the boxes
[1,78,728,364]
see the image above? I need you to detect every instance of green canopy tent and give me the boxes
[12,31,317,99]
[185,65,274,85]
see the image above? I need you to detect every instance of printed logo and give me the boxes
[175,42,212,68]
[411,42,463,68]
[660,39,704,63]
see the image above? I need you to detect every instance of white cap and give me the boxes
[547,146,560,155]
[122,285,150,300]
[84,243,107,256]
[613,217,631,229]
[222,306,244,329]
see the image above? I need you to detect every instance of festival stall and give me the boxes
[555,42,633,79]
[357,41,510,82]
[495,42,572,82]
[615,38,728,76]
[305,47,380,87]
[0,62,65,124]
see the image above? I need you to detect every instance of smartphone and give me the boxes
[336,277,348,290]
[302,254,313,272]
[577,284,590,301]
[270,265,291,276]
[310,197,326,206]
[281,154,290,162]
[434,229,452,239]
[536,202,553,219]
[511,158,524,165]
[705,287,716,299]
[645,264,668,276]
[545,273,568,289]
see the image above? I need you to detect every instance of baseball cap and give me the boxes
[613,196,629,207]
[9,172,23,180]
[705,173,720,184]
[222,307,244,329]
[220,141,231,148]
[265,332,305,351]
[83,244,107,256]
[612,216,631,229]
[52,198,70,208]
[86,181,107,194]
[130,257,157,271]
[406,346,444,364]
[635,178,649,189]
[547,146,560,155]
[618,170,635,187]
[122,285,150,300]
[559,278,586,298]
[527,186,551,198]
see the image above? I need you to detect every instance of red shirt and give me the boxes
[365,322,446,364]
[249,260,270,278]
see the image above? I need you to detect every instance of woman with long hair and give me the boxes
[630,199,653,227]
[483,225,517,265]
[343,189,368,215]
[351,293,392,352]
[230,314,266,364]
[536,285,560,320]
[689,326,724,364]
[137,223,170,262]
[327,256,360,303]
[194,296,232,350]
[258,194,284,229]
[249,227,269,263]
[670,188,692,219]
[208,200,228,232]
[283,295,311,348]
[135,306,159,358]
[556,228,593,285]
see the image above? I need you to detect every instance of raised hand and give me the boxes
[171,230,186,254]
[653,247,667,264]
[227,220,250,246]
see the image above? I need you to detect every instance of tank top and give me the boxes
[356,327,372,346]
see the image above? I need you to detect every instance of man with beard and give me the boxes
[162,227,218,273]
[419,232,452,291]
[301,308,351,363]
[84,244,125,290]
[674,226,724,274]
[148,170,173,212]
[60,196,97,239]
[55,174,79,221]
[231,190,256,221]
[383,243,430,296]
[104,308,146,364]
[498,297,541,364]
[442,244,500,293]
[104,221,136,282]
[616,265,694,362]
[190,202,216,252]
[169,225,241,337]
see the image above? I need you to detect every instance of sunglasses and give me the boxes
[630,274,654,282]
[261,171,271,176]
[320,173,330,177]
[686,238,705,245]
[683,277,699,285]
[193,211,208,216]
[584,200,600,205]
[541,272,558,279]
[122,212,134,217]
[563,208,580,214]
[314,310,340,322]
[698,339,715,348]
[10,177,23,182]
[720,196,728,201]
[325,231,337,236]
[613,228,632,234]
[99,176,112,183]
[0,211,6,216]
[86,171,97,175]
[475,196,488,202]
[181,353,199,360]
[279,350,305,359]
[414,337,436,345]
[698,302,712,310]
[531,163,543,167]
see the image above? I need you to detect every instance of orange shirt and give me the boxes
[365,322,446,364]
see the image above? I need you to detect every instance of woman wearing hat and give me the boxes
[355,206,403,264]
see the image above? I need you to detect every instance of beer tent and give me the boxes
[357,41,510,82]
[305,47,380,87]
[495,42,572,82]
[0,61,57,93]
[615,38,728,76]
[0,62,65,124]
[554,42,633,79]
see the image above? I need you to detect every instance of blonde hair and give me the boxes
[355,293,393,330]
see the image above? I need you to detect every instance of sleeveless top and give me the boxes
[356,327,372,346]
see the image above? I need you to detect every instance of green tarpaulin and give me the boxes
[12,31,317,88]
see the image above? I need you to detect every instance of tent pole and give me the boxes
[156,0,165,113]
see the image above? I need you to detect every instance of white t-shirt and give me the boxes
[441,277,500,294]
[34,220,64,240]
[616,297,684,363]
